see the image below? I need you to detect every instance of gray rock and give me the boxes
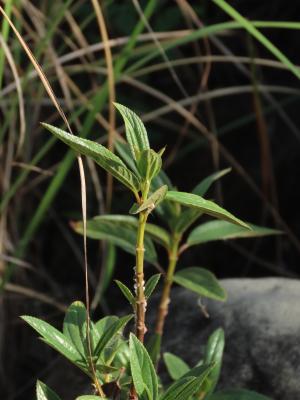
[149,278,300,400]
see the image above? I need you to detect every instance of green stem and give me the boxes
[135,209,148,343]
[155,234,180,336]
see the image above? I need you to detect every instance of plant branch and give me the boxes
[135,210,148,343]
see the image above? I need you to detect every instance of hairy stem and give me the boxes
[135,210,148,342]
[155,235,180,336]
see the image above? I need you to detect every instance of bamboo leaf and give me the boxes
[130,185,168,214]
[163,353,190,380]
[166,191,249,229]
[36,381,62,400]
[144,274,161,299]
[129,333,158,400]
[173,267,227,301]
[187,220,282,247]
[42,123,140,194]
[114,103,150,160]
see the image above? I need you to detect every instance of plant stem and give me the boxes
[135,210,148,343]
[155,235,180,336]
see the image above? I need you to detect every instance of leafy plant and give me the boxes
[23,105,274,399]
[73,129,280,365]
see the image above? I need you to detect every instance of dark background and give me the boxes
[1,1,300,398]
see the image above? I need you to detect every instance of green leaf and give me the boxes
[129,333,158,400]
[114,103,149,160]
[115,280,135,306]
[173,267,227,301]
[73,218,157,264]
[201,328,225,396]
[36,381,62,400]
[22,316,83,366]
[166,191,249,229]
[160,365,212,400]
[137,149,162,181]
[144,274,161,300]
[209,389,271,400]
[130,185,168,214]
[152,171,179,228]
[173,169,231,234]
[163,353,190,380]
[76,397,106,400]
[42,123,140,194]
[115,140,140,175]
[93,215,170,249]
[63,301,87,358]
[187,220,282,247]
[94,315,133,360]
[192,168,231,197]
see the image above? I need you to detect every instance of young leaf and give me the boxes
[73,219,157,264]
[129,333,158,400]
[137,149,162,181]
[130,185,168,214]
[144,274,161,299]
[94,315,133,360]
[114,103,149,160]
[187,220,282,247]
[166,191,249,229]
[192,168,231,197]
[42,123,140,194]
[22,316,83,366]
[115,140,140,175]
[63,301,87,358]
[36,381,62,400]
[173,267,227,301]
[163,352,190,380]
[201,328,225,396]
[115,280,135,306]
[209,389,271,400]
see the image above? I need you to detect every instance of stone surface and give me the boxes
[149,278,300,400]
